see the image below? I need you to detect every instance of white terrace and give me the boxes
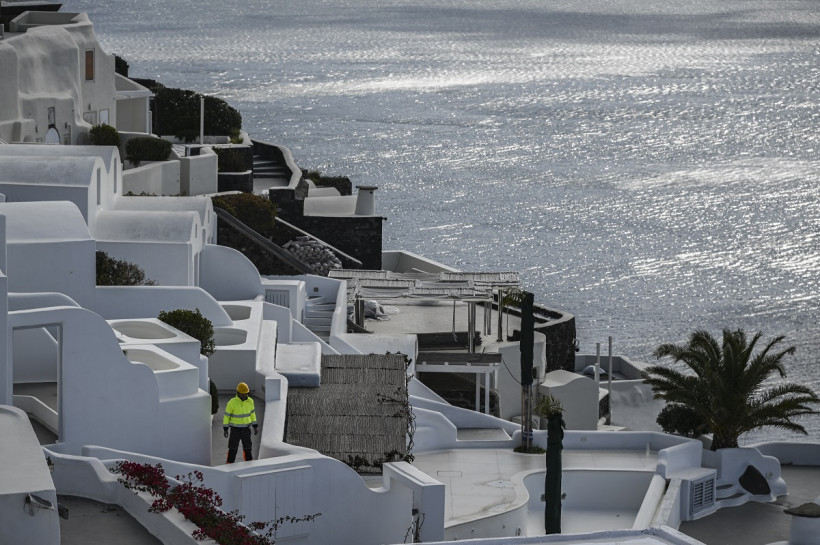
[0,9,818,545]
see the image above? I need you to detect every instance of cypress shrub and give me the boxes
[114,55,129,77]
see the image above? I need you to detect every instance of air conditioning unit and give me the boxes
[681,470,717,520]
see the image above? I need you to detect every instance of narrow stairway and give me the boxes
[303,295,337,342]
[252,154,289,185]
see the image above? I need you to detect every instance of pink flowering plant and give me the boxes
[114,461,319,545]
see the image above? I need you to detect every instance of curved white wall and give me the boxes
[199,244,262,301]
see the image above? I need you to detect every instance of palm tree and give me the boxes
[643,329,820,450]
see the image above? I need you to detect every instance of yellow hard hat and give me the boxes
[236,382,249,394]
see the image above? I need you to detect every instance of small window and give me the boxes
[85,50,94,80]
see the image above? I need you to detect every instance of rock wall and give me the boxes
[283,237,343,276]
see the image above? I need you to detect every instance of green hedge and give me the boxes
[212,193,277,238]
[125,136,172,166]
[89,124,120,147]
[213,147,248,173]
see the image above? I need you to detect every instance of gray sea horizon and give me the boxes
[64,0,820,443]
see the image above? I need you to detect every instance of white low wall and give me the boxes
[574,353,648,380]
[701,447,787,500]
[122,160,180,196]
[753,442,820,466]
[382,250,459,273]
[93,285,234,327]
[177,147,217,196]
[13,395,57,433]
[54,444,428,545]
[412,406,525,453]
[634,473,670,529]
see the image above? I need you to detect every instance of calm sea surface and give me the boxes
[64,0,820,442]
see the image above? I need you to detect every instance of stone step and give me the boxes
[303,316,332,327]
[715,492,749,509]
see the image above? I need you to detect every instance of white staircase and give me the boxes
[714,480,749,508]
[303,295,336,342]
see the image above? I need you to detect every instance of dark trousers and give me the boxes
[226,427,253,463]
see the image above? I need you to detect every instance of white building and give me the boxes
[0,7,818,545]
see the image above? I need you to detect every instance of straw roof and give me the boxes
[285,353,410,472]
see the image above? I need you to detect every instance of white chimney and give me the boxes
[354,185,378,216]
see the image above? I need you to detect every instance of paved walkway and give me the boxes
[678,465,820,545]
[17,386,265,544]
[59,496,161,545]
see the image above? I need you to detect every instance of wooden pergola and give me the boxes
[329,269,520,414]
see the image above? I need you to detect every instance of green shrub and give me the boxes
[125,136,172,166]
[656,403,710,438]
[212,193,277,238]
[96,251,155,286]
[89,124,120,147]
[229,128,244,144]
[157,308,215,357]
[213,147,248,173]
[153,87,242,142]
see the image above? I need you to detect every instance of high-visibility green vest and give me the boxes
[223,396,257,428]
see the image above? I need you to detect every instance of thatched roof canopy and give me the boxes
[285,353,410,472]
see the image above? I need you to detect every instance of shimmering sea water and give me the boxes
[64,0,820,443]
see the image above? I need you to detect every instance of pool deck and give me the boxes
[412,447,659,532]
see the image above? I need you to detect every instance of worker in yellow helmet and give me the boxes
[222,382,258,463]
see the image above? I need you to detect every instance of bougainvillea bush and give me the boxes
[114,461,319,545]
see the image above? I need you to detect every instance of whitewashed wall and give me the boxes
[9,306,211,464]
[0,156,105,231]
[178,147,218,196]
[96,240,193,286]
[494,337,547,421]
[0,145,123,208]
[7,239,96,309]
[0,13,117,145]
[93,285,233,326]
[122,160,181,196]
[0,222,10,404]
[199,244,263,300]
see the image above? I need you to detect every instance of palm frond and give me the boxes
[646,328,816,449]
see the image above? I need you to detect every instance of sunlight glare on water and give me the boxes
[63,0,820,442]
